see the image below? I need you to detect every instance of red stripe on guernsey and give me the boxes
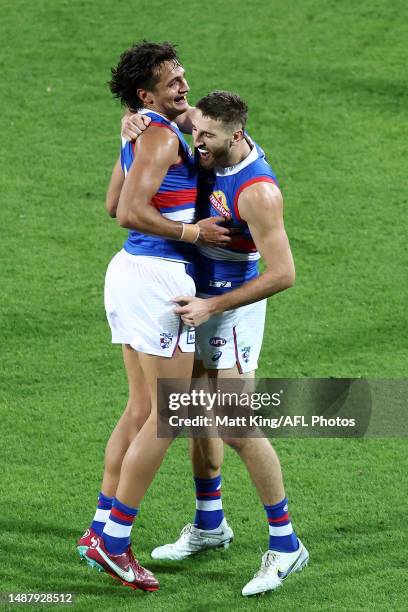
[233,177,278,222]
[196,491,221,497]
[229,237,257,253]
[152,189,197,209]
[268,513,290,524]
[149,121,175,131]
[110,507,135,524]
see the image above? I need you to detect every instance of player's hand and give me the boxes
[173,296,213,327]
[121,111,151,141]
[197,216,232,247]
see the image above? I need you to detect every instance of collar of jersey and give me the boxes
[139,107,178,128]
[215,135,259,176]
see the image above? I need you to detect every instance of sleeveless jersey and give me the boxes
[121,109,197,263]
[195,138,278,295]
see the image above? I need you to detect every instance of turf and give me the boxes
[0,0,407,610]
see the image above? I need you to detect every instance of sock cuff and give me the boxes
[264,497,288,513]
[194,475,222,489]
[98,492,114,508]
[113,497,138,517]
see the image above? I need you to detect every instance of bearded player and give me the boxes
[148,92,310,597]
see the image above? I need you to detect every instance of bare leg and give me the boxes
[189,361,224,479]
[101,345,151,497]
[115,349,194,508]
[218,367,286,506]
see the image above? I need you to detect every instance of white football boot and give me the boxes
[151,519,234,561]
[242,539,309,597]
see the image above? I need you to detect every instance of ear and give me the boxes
[137,88,154,106]
[231,128,244,146]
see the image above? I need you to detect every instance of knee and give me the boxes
[222,437,248,453]
[192,438,223,472]
[124,399,150,431]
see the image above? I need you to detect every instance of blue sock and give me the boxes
[102,498,138,555]
[194,475,224,530]
[264,497,299,553]
[91,492,113,536]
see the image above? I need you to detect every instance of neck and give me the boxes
[223,138,251,168]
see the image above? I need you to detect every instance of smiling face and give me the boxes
[137,61,190,120]
[192,108,244,169]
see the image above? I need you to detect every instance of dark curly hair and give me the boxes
[196,90,248,130]
[109,41,180,110]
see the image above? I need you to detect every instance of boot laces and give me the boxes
[255,551,280,577]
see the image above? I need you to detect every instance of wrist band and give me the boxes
[180,223,200,244]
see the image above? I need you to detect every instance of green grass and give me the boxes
[0,0,407,610]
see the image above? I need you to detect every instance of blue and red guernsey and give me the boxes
[121,109,198,263]
[195,137,278,295]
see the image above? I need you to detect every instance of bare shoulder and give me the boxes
[136,124,180,159]
[238,181,283,223]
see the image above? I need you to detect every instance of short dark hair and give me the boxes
[109,40,180,110]
[196,90,248,130]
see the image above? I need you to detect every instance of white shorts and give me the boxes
[195,295,266,373]
[104,250,196,357]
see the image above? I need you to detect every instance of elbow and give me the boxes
[106,199,118,218]
[116,208,130,228]
[274,265,295,292]
[116,207,143,230]
[283,267,296,289]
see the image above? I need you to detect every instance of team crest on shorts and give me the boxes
[160,332,173,349]
[187,328,195,344]
[241,346,251,363]
[212,351,222,362]
[209,190,231,219]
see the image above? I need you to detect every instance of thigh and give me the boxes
[138,349,195,406]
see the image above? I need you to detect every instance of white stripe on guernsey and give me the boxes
[162,210,196,222]
[93,508,110,523]
[269,523,294,537]
[196,499,223,511]
[103,518,133,539]
[198,245,260,262]
[139,107,178,128]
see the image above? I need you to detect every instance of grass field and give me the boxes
[1,0,407,610]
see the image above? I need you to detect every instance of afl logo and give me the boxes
[209,190,231,219]
[210,337,227,347]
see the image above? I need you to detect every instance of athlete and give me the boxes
[146,92,309,597]
[77,42,232,592]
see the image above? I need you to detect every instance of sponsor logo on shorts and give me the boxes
[160,333,173,349]
[187,329,195,344]
[210,337,227,347]
[209,280,232,288]
[241,346,251,363]
[212,351,222,362]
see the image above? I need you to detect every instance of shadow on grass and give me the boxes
[0,518,77,539]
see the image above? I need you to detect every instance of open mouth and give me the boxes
[197,147,210,160]
[174,95,187,103]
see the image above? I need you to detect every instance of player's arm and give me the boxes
[116,128,231,245]
[106,156,125,217]
[174,182,295,326]
[121,107,194,141]
[173,106,194,134]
